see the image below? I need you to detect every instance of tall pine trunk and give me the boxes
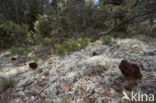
[41,0,45,15]
[14,0,19,23]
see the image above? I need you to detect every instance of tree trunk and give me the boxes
[14,0,19,23]
[149,17,154,27]
[41,0,45,15]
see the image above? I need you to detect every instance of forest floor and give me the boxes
[0,34,156,103]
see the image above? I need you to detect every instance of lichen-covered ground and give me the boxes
[0,35,156,103]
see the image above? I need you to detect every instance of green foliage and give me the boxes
[0,21,29,48]
[58,16,73,35]
[0,0,155,51]
[62,0,108,33]
[27,0,41,29]
[112,6,125,15]
[54,44,66,55]
[115,32,126,38]
[54,38,90,55]
[10,47,32,55]
[101,35,112,45]
[34,15,73,39]
[83,27,102,42]
[32,57,40,62]
[127,25,137,35]
[34,15,54,37]
[43,37,52,44]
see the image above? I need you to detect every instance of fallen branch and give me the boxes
[38,71,68,94]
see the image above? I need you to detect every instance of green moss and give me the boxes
[32,57,40,62]
[101,35,112,45]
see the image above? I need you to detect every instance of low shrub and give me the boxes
[32,57,40,62]
[101,35,112,44]
[0,21,29,48]
[10,47,32,55]
[83,27,102,42]
[54,44,67,55]
[112,6,126,17]
[34,15,54,37]
[127,25,137,35]
[33,15,74,45]
[54,38,90,55]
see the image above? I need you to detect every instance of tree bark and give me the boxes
[41,0,45,15]
[14,0,19,23]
